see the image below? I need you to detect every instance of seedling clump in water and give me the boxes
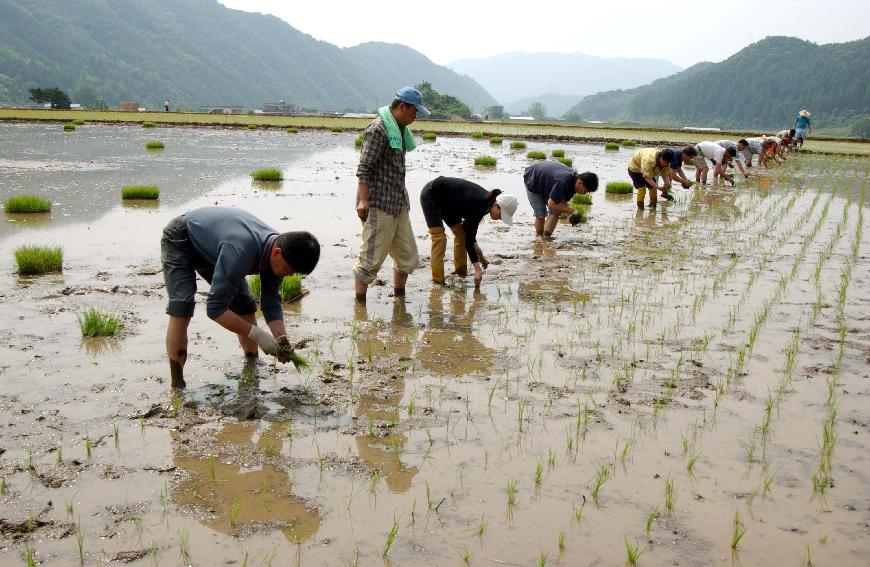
[5,195,51,213]
[15,245,63,275]
[606,181,634,194]
[250,168,283,181]
[121,185,159,199]
[527,150,546,160]
[474,156,497,167]
[510,141,527,149]
[145,140,164,149]
[604,142,620,150]
[78,308,121,337]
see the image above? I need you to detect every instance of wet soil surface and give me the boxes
[0,123,868,565]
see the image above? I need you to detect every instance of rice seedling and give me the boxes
[121,185,159,199]
[664,474,676,516]
[527,150,547,160]
[686,452,701,475]
[74,523,84,565]
[63,123,76,131]
[470,131,485,139]
[556,157,573,166]
[624,538,642,565]
[5,195,51,214]
[56,445,62,464]
[250,168,283,181]
[178,528,190,563]
[534,461,544,486]
[142,121,156,128]
[604,142,620,150]
[84,435,92,458]
[286,127,298,133]
[24,544,36,567]
[571,193,593,206]
[145,140,164,149]
[590,463,610,502]
[330,126,343,133]
[551,149,565,157]
[229,499,241,527]
[112,423,120,446]
[72,118,85,125]
[558,530,566,553]
[383,515,399,557]
[645,506,658,534]
[421,132,436,141]
[354,135,364,148]
[538,551,548,566]
[248,124,258,130]
[477,514,487,537]
[510,141,527,149]
[14,245,63,275]
[78,308,121,337]
[730,510,746,549]
[605,182,633,194]
[474,155,497,167]
[622,139,637,147]
[506,480,517,506]
[489,136,503,144]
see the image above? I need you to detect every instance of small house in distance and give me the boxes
[202,105,244,114]
[262,100,297,114]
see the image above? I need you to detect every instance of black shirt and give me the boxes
[427,177,491,264]
[523,161,577,203]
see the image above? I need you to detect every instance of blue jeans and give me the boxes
[526,190,551,218]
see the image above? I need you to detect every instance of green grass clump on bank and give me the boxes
[72,119,85,126]
[510,141,527,149]
[556,157,573,166]
[15,245,63,275]
[248,274,304,302]
[145,141,164,149]
[250,168,283,181]
[606,181,634,194]
[474,156,497,167]
[421,132,436,141]
[604,142,620,150]
[247,124,258,130]
[470,131,485,140]
[571,193,593,206]
[63,123,75,131]
[622,139,637,147]
[551,149,565,157]
[527,150,546,159]
[78,308,121,337]
[330,126,343,133]
[121,185,160,199]
[142,121,156,128]
[286,127,298,133]
[355,135,364,148]
[489,137,503,144]
[5,196,51,214]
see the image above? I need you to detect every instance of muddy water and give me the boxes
[0,123,868,566]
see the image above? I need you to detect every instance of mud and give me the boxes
[0,123,868,565]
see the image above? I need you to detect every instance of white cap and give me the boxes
[495,193,518,226]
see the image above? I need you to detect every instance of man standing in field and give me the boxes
[354,87,430,303]
[693,141,736,186]
[523,160,598,238]
[627,148,674,209]
[161,206,321,389]
[792,109,811,148]
[164,99,170,112]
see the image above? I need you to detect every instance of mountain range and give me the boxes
[0,0,496,111]
[564,36,870,129]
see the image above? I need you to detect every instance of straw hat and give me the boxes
[800,109,810,117]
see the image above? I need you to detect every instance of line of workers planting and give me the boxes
[160,87,801,388]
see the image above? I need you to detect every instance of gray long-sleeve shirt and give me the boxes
[185,207,283,322]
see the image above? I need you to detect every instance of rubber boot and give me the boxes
[636,186,646,209]
[429,227,447,284]
[449,223,467,276]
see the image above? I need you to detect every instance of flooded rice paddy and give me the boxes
[0,122,868,566]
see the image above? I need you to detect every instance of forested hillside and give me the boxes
[564,36,870,130]
[0,0,496,111]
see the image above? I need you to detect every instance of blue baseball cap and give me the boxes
[395,87,431,118]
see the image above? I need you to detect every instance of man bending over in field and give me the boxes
[694,141,736,186]
[524,160,599,239]
[665,145,697,190]
[161,206,320,389]
[628,148,674,209]
[716,139,752,178]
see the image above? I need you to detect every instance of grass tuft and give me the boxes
[63,123,76,131]
[78,308,121,337]
[555,157,573,166]
[421,132,436,141]
[121,185,159,199]
[527,150,546,160]
[551,149,565,157]
[142,121,156,128]
[250,168,283,181]
[248,273,304,302]
[71,119,85,126]
[606,181,634,194]
[15,245,63,275]
[286,127,298,133]
[510,141,527,149]
[145,140,164,149]
[622,139,637,147]
[330,126,343,133]
[247,124,258,130]
[474,155,497,167]
[489,137,503,144]
[470,131,485,139]
[5,195,51,214]
[604,142,620,150]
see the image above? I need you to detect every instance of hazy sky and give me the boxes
[219,0,868,68]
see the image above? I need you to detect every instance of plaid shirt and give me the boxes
[356,117,409,216]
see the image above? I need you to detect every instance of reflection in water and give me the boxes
[353,302,419,493]
[3,212,53,227]
[120,199,160,210]
[80,337,122,357]
[173,421,320,541]
[532,238,558,259]
[252,179,283,192]
[518,278,588,307]
[418,287,497,376]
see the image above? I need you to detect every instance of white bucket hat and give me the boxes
[495,193,518,226]
[800,109,810,117]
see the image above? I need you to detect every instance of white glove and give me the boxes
[247,325,279,356]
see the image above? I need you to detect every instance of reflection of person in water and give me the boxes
[172,421,321,541]
[417,287,497,376]
[352,302,419,493]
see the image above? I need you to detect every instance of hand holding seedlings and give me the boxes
[248,325,280,356]
[277,336,310,370]
[569,212,583,226]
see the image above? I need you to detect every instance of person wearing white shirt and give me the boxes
[693,141,736,186]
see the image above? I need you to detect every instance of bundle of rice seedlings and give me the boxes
[474,156,497,167]
[142,121,156,128]
[556,157,573,166]
[247,124,258,130]
[489,137,503,144]
[470,132,485,139]
[15,245,63,275]
[5,196,51,214]
[121,185,159,199]
[63,123,76,131]
[421,132,436,141]
[145,141,164,149]
[78,308,121,337]
[510,141,527,149]
[330,126,343,133]
[527,151,546,160]
[551,149,565,157]
[72,119,85,126]
[606,181,634,194]
[622,139,637,147]
[286,127,299,133]
[571,193,593,206]
[604,142,620,150]
[250,168,283,181]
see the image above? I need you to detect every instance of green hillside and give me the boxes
[0,0,496,111]
[564,36,870,130]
